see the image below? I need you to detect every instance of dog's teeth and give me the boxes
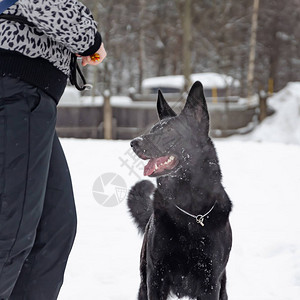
[155,163,158,170]
[162,156,174,166]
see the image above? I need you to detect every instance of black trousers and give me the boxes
[0,77,77,300]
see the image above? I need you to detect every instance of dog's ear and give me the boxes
[157,90,177,120]
[181,81,209,133]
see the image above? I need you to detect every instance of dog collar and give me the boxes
[174,202,216,226]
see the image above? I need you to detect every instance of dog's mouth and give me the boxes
[143,155,178,177]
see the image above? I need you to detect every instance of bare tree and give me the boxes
[247,0,260,99]
[79,0,299,96]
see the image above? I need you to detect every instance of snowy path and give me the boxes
[57,139,300,300]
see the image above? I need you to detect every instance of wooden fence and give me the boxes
[56,98,259,139]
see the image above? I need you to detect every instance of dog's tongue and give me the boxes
[144,156,169,176]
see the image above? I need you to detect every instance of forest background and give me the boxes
[81,0,300,97]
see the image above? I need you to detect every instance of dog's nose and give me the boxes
[130,138,143,149]
[130,139,139,149]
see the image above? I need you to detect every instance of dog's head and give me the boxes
[130,81,210,177]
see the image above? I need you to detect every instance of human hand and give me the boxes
[80,43,107,67]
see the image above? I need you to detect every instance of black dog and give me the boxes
[128,81,232,300]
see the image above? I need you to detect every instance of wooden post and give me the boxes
[212,87,218,104]
[259,90,267,122]
[247,0,260,100]
[103,90,112,139]
[268,78,274,96]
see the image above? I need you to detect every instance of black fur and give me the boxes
[128,81,232,300]
[128,180,155,233]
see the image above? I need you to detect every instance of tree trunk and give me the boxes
[138,0,146,94]
[247,0,260,99]
[182,0,191,93]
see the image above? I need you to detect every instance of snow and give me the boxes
[57,82,300,299]
[59,86,82,105]
[142,73,240,90]
[230,82,300,145]
[57,139,300,300]
[59,88,157,108]
[59,88,133,107]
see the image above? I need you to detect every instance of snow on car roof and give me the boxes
[142,72,240,89]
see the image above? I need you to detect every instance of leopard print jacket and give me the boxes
[0,0,100,75]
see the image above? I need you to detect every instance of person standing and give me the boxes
[0,0,106,299]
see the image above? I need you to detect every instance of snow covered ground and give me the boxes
[56,139,300,300]
[58,83,300,300]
